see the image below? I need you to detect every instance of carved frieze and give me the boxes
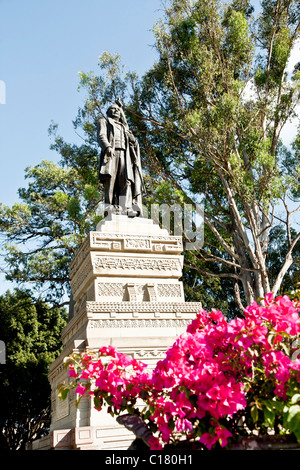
[95,281,183,303]
[85,301,201,314]
[157,284,182,297]
[88,318,190,329]
[124,238,151,250]
[133,349,166,360]
[98,283,125,297]
[70,256,93,298]
[70,229,184,301]
[90,231,183,253]
[126,283,138,302]
[93,256,182,274]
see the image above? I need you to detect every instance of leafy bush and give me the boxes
[59,294,300,449]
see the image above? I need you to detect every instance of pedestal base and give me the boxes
[30,217,201,450]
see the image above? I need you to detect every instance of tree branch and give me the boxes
[272,232,300,295]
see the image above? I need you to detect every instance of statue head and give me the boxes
[107,103,121,121]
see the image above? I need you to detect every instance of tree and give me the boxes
[0,1,299,312]
[0,289,67,450]
[125,0,300,310]
[0,133,101,304]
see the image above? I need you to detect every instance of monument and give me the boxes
[29,101,201,450]
[97,98,144,218]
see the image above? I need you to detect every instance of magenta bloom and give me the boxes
[65,293,300,450]
[75,384,87,396]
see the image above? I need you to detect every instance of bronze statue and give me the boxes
[97,100,144,218]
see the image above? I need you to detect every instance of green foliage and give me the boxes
[0,0,299,311]
[0,289,67,450]
[0,146,101,303]
[127,0,300,306]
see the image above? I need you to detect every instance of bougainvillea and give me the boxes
[59,294,300,449]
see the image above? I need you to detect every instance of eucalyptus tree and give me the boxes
[125,0,300,309]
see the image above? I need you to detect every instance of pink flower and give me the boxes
[265,292,274,305]
[251,325,269,345]
[99,345,117,357]
[215,426,232,447]
[148,436,163,450]
[187,308,209,333]
[63,293,300,449]
[199,426,232,449]
[157,417,173,442]
[75,384,87,396]
[173,391,193,418]
[199,432,218,449]
[80,369,90,380]
[69,369,78,378]
[175,418,193,433]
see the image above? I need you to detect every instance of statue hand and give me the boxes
[115,98,123,108]
[127,130,136,144]
[104,147,113,162]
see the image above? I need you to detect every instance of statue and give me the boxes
[96,99,145,218]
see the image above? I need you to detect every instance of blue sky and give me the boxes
[0,0,163,207]
[0,0,299,207]
[0,0,163,294]
[0,1,299,297]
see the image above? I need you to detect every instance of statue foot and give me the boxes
[114,205,123,215]
[104,204,114,216]
[124,209,138,218]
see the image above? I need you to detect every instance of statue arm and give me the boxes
[97,118,112,153]
[126,128,137,146]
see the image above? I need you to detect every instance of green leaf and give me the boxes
[251,404,259,423]
[140,390,149,400]
[76,395,83,408]
[290,394,300,405]
[94,396,102,411]
[264,407,275,428]
[57,386,70,401]
[285,405,300,432]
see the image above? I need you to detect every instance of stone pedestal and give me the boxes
[30,216,201,450]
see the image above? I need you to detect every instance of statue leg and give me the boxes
[102,181,112,216]
[132,194,143,217]
[114,151,137,217]
[102,179,111,205]
[119,182,133,215]
[102,175,116,216]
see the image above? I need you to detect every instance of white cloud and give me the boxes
[281,110,299,147]
[0,80,6,104]
[280,40,300,146]
[285,39,300,75]
[241,41,300,147]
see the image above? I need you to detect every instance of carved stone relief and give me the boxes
[85,301,201,314]
[88,318,190,329]
[133,349,166,360]
[98,283,125,298]
[96,282,183,302]
[124,238,151,250]
[93,256,181,273]
[157,284,182,297]
[91,232,183,253]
